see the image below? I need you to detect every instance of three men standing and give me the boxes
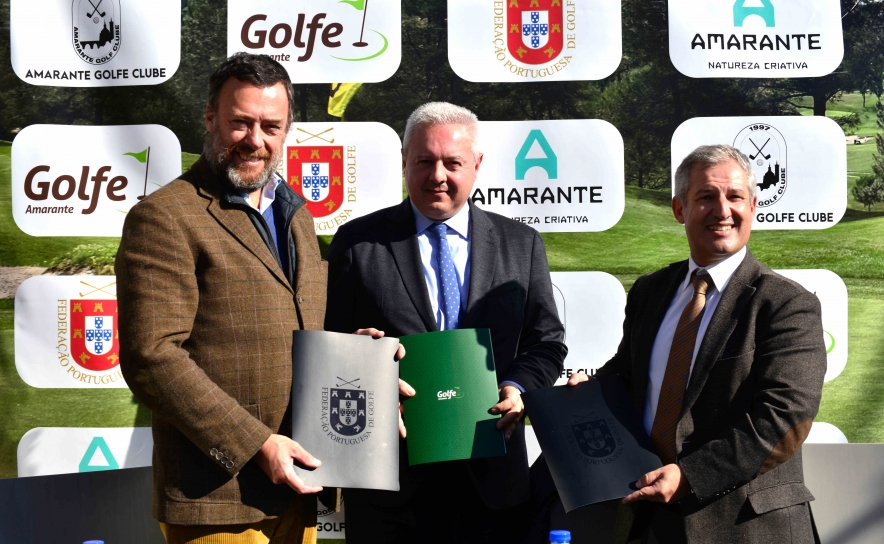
[116,50,824,543]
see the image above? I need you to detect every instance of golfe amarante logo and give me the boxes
[733,123,787,208]
[507,0,564,65]
[72,0,122,65]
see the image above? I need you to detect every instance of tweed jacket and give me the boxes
[116,157,327,525]
[597,250,826,543]
[325,199,567,510]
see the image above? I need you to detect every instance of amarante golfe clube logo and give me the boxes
[72,0,122,65]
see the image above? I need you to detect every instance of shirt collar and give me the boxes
[240,175,281,214]
[683,246,747,293]
[410,200,471,239]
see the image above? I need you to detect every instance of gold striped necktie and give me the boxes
[650,270,712,465]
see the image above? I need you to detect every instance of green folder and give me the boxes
[398,329,506,465]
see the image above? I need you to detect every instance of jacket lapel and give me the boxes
[388,200,437,331]
[682,251,760,414]
[195,159,292,292]
[461,204,496,327]
[632,262,688,412]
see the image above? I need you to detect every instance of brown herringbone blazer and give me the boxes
[116,158,327,525]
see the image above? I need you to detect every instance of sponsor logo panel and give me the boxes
[228,0,401,83]
[668,0,844,78]
[774,269,848,382]
[470,120,625,233]
[670,116,846,230]
[17,427,152,477]
[448,0,620,82]
[550,272,626,385]
[10,0,180,86]
[11,124,181,237]
[283,122,401,235]
[14,276,130,389]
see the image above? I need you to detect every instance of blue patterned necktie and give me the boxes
[430,222,460,330]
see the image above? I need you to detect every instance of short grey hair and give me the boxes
[674,144,756,204]
[403,102,480,159]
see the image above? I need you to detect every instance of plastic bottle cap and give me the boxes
[549,530,571,543]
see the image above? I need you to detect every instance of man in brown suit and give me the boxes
[116,53,328,543]
[569,145,825,543]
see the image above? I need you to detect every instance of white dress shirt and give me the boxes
[643,247,747,435]
[239,175,280,213]
[411,202,471,331]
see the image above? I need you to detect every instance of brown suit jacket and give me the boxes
[598,250,825,543]
[116,158,327,525]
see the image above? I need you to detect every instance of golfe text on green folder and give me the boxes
[398,328,507,466]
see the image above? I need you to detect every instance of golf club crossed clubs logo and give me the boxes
[733,123,788,208]
[72,0,121,65]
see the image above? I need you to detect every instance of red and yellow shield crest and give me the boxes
[507,0,564,65]
[71,299,119,371]
[286,146,345,218]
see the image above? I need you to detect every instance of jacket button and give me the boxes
[210,448,218,456]
[215,452,223,460]
[297,294,304,304]
[226,461,234,469]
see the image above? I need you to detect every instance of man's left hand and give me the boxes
[491,385,523,441]
[622,463,690,505]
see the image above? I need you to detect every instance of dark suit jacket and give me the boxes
[325,199,567,509]
[116,157,328,525]
[597,250,825,543]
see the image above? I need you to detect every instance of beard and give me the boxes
[204,130,281,193]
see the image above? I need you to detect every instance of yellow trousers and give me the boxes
[160,498,317,544]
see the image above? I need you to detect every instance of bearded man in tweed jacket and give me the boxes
[117,53,329,543]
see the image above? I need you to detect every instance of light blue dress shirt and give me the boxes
[411,202,523,393]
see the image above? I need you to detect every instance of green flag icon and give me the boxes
[339,0,365,9]
[78,436,120,473]
[124,149,149,163]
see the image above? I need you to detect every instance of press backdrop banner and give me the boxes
[668,0,844,78]
[550,272,626,384]
[14,276,127,389]
[10,0,181,86]
[471,120,625,232]
[228,0,401,83]
[671,116,846,229]
[11,124,182,237]
[17,427,152,477]
[448,0,621,82]
[283,122,402,235]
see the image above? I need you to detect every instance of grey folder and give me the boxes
[290,331,400,491]
[523,376,663,512]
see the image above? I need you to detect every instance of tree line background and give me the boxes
[1,0,883,192]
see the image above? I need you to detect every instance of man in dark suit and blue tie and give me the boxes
[325,102,567,542]
[569,145,826,543]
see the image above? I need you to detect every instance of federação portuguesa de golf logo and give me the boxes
[734,123,787,208]
[321,377,374,445]
[72,0,121,65]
